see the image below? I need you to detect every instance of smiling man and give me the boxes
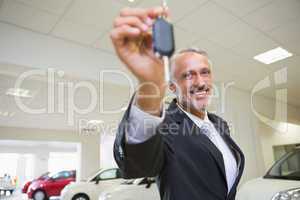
[169,49,213,118]
[111,6,245,200]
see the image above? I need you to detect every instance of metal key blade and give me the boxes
[163,56,170,82]
[162,0,172,83]
[162,0,168,10]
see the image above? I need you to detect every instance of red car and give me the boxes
[22,172,50,194]
[27,170,76,200]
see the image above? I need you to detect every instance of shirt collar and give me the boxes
[176,103,210,123]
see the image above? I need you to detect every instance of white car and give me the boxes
[237,148,300,200]
[99,177,160,200]
[61,168,123,200]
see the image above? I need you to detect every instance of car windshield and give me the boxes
[90,168,120,182]
[265,149,300,181]
[87,168,103,182]
[47,172,57,178]
[48,171,75,179]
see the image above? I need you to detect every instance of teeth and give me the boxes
[195,91,206,95]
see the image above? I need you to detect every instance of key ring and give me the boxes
[162,0,168,18]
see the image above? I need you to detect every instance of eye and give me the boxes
[200,68,211,76]
[182,71,193,80]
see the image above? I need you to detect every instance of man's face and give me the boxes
[170,52,213,112]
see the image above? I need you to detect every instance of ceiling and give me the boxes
[0,64,132,130]
[0,0,299,130]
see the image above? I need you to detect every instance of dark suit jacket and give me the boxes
[114,98,245,200]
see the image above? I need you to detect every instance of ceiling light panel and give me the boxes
[253,47,293,64]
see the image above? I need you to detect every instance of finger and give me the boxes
[120,8,158,26]
[114,16,149,32]
[120,7,149,20]
[110,25,141,46]
[146,6,168,19]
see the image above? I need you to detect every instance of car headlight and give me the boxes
[272,188,300,200]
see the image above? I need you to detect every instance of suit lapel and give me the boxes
[167,100,227,186]
[223,134,245,197]
[167,100,245,195]
[208,113,245,196]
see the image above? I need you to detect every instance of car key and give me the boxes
[152,0,175,82]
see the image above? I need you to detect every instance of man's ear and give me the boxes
[169,82,176,93]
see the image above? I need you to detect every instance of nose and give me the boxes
[192,72,206,86]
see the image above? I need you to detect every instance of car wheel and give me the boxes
[72,193,90,200]
[33,190,47,200]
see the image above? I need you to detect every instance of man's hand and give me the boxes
[110,7,169,116]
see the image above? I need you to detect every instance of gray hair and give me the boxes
[170,47,213,82]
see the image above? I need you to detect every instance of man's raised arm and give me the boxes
[110,7,168,178]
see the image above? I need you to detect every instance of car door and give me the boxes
[47,171,74,197]
[101,178,160,200]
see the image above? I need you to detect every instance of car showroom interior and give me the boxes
[0,0,299,200]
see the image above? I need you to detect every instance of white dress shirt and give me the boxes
[126,104,238,192]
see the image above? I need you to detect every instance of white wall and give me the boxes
[253,95,300,169]
[100,134,117,168]
[219,85,300,184]
[16,155,27,186]
[217,86,266,183]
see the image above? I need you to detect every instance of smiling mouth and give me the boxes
[191,88,210,97]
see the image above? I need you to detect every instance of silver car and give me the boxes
[61,168,123,200]
[237,148,300,200]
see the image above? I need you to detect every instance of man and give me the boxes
[111,6,245,200]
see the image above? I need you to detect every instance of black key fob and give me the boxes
[152,17,175,57]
